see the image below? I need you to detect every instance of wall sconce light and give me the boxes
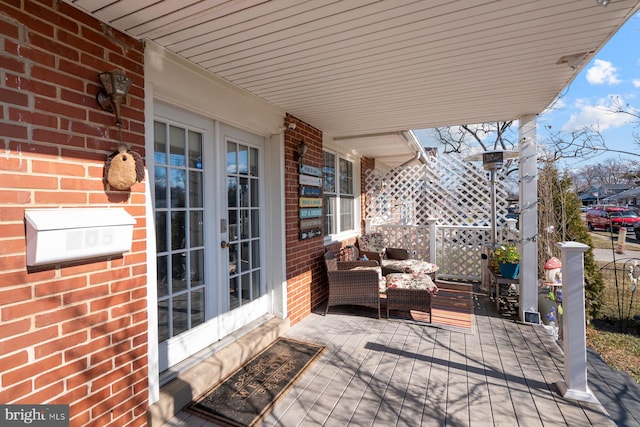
[97,69,131,126]
[294,140,308,162]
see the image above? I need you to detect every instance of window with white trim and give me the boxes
[323,151,355,236]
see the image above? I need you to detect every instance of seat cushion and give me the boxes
[386,273,438,295]
[351,266,387,293]
[382,259,438,275]
[357,233,385,253]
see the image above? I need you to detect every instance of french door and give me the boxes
[153,105,267,371]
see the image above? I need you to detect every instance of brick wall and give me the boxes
[283,114,327,324]
[0,2,148,426]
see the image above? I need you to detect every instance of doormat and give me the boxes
[188,337,325,427]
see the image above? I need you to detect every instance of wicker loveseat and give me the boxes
[324,249,384,318]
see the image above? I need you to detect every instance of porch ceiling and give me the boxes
[67,0,639,140]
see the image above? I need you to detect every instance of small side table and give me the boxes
[489,268,519,314]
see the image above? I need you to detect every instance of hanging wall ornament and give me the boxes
[104,142,145,191]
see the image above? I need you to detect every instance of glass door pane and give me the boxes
[155,121,206,343]
[226,142,263,310]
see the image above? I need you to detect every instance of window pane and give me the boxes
[241,274,251,303]
[156,211,167,253]
[190,249,204,286]
[250,147,258,176]
[323,151,336,193]
[191,288,204,328]
[172,253,187,292]
[172,294,188,336]
[227,142,237,174]
[340,196,354,232]
[227,177,238,208]
[158,300,169,342]
[171,212,186,250]
[229,277,239,309]
[190,211,203,247]
[189,171,203,208]
[157,255,168,297]
[239,177,249,207]
[251,209,260,238]
[169,125,186,167]
[324,194,336,236]
[339,158,353,195]
[170,169,186,208]
[250,179,259,207]
[154,166,167,208]
[238,144,248,175]
[154,122,167,165]
[251,240,260,268]
[188,130,202,169]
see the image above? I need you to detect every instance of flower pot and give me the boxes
[499,262,519,279]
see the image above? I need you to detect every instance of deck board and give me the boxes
[162,285,634,427]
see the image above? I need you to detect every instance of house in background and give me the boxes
[1,1,639,426]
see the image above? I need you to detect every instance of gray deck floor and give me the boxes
[164,293,639,427]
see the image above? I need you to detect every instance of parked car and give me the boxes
[586,206,640,233]
[635,224,640,241]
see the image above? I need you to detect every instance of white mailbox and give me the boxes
[25,208,136,266]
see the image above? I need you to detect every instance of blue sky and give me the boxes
[538,10,640,166]
[416,11,640,168]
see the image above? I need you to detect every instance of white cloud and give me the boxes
[561,97,631,132]
[586,59,622,85]
[633,79,640,88]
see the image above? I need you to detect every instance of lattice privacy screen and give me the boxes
[364,153,511,227]
[364,153,515,280]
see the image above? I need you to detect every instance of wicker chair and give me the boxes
[324,249,383,318]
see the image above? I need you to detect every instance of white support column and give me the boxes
[518,115,538,320]
[427,217,438,265]
[555,241,599,403]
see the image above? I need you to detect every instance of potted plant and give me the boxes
[492,244,520,279]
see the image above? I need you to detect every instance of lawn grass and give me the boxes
[586,324,640,383]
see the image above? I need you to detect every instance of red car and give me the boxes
[586,206,640,233]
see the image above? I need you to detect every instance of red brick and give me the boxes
[0,351,29,372]
[0,380,33,404]
[0,286,32,305]
[2,296,61,321]
[0,86,29,107]
[32,159,86,176]
[61,311,108,335]
[0,318,30,340]
[0,253,28,271]
[67,360,112,389]
[0,122,28,139]
[0,156,28,172]
[35,190,88,204]
[2,353,61,387]
[29,32,79,62]
[8,107,58,128]
[0,190,31,204]
[34,97,87,121]
[91,364,131,392]
[31,65,84,92]
[35,304,87,327]
[0,54,26,74]
[35,358,87,390]
[15,381,64,404]
[64,336,110,364]
[35,276,87,297]
[4,40,56,68]
[0,172,58,189]
[0,16,20,38]
[34,330,87,359]
[90,292,129,311]
[1,325,58,355]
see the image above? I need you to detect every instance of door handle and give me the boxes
[221,241,229,249]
